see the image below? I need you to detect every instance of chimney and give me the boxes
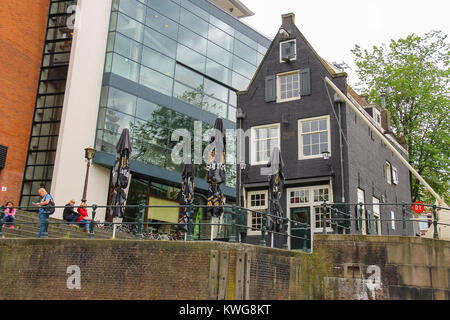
[381,109,392,133]
[281,13,295,27]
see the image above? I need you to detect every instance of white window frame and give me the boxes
[279,39,297,63]
[298,115,331,160]
[373,108,382,126]
[392,166,398,185]
[276,70,300,103]
[372,197,381,235]
[247,190,268,235]
[385,161,392,184]
[391,211,396,230]
[250,123,280,165]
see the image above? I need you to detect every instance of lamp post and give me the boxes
[81,146,96,202]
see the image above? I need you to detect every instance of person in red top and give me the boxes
[77,201,91,233]
[2,201,16,229]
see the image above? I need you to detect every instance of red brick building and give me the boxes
[0,0,49,206]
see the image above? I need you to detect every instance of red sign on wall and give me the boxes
[412,201,425,214]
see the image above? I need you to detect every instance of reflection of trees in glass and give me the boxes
[176,84,226,118]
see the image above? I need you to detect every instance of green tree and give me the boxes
[352,30,450,203]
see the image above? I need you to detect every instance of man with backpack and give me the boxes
[33,188,55,238]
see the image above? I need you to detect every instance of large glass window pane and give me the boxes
[173,81,203,108]
[234,40,257,66]
[114,32,142,63]
[174,64,203,89]
[228,106,236,122]
[111,53,140,82]
[203,78,228,103]
[229,91,237,107]
[180,0,209,21]
[140,65,173,96]
[118,0,146,23]
[205,59,231,86]
[232,72,250,91]
[209,15,234,36]
[233,56,257,79]
[146,8,179,40]
[206,41,232,68]
[147,0,180,22]
[141,46,175,77]
[135,98,159,121]
[107,86,137,116]
[258,43,269,55]
[176,44,205,73]
[202,95,227,118]
[179,7,208,38]
[143,27,177,58]
[235,30,257,50]
[178,26,207,55]
[208,25,233,52]
[116,12,144,42]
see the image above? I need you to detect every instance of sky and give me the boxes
[240,0,450,88]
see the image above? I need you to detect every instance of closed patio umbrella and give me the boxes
[178,161,195,232]
[110,128,132,219]
[266,147,285,240]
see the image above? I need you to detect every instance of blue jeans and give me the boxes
[38,212,48,238]
[65,213,79,223]
[2,215,15,226]
[79,219,90,231]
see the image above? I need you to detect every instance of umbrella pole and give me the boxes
[271,231,274,248]
[210,218,214,241]
[112,223,116,239]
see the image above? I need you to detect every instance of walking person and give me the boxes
[33,188,54,238]
[2,201,16,229]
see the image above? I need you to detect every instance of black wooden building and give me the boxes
[236,13,413,250]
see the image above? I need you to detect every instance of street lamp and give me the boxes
[81,146,96,202]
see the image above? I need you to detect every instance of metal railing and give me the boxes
[1,202,448,251]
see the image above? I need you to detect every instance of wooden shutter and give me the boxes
[265,75,276,102]
[300,68,311,96]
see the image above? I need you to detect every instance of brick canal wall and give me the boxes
[0,235,448,300]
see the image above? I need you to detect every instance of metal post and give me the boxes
[283,217,288,250]
[89,204,97,237]
[322,201,327,234]
[359,203,363,235]
[402,202,407,236]
[187,203,194,241]
[331,207,337,234]
[136,218,143,239]
[432,204,438,239]
[229,205,237,243]
[259,211,266,246]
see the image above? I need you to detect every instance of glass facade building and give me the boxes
[95,0,269,191]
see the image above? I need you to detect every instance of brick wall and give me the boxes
[0,0,49,205]
[0,236,448,300]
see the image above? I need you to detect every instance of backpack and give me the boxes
[44,196,55,215]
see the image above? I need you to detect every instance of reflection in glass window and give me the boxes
[206,41,232,69]
[228,91,237,107]
[104,108,135,134]
[142,46,175,77]
[203,78,228,103]
[202,96,227,118]
[209,14,234,36]
[178,26,207,55]
[176,44,206,73]
[179,7,208,37]
[140,65,173,96]
[232,72,250,91]
[117,0,146,23]
[148,0,181,22]
[111,53,140,82]
[228,106,236,122]
[146,8,179,40]
[114,32,142,63]
[173,81,203,108]
[235,30,258,50]
[233,56,257,79]
[107,86,137,116]
[136,98,159,121]
[143,27,177,58]
[234,40,257,66]
[206,59,231,86]
[116,12,144,42]
[208,24,233,52]
[174,64,203,89]
[180,0,209,20]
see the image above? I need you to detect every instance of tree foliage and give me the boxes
[352,30,450,203]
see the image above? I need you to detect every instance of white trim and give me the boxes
[298,115,331,160]
[372,196,381,235]
[250,123,281,166]
[279,38,297,63]
[276,70,300,103]
[357,188,366,235]
[392,166,398,185]
[246,190,268,235]
[385,161,392,184]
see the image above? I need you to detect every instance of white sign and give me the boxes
[1,186,6,192]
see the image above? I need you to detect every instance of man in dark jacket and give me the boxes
[63,199,79,224]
